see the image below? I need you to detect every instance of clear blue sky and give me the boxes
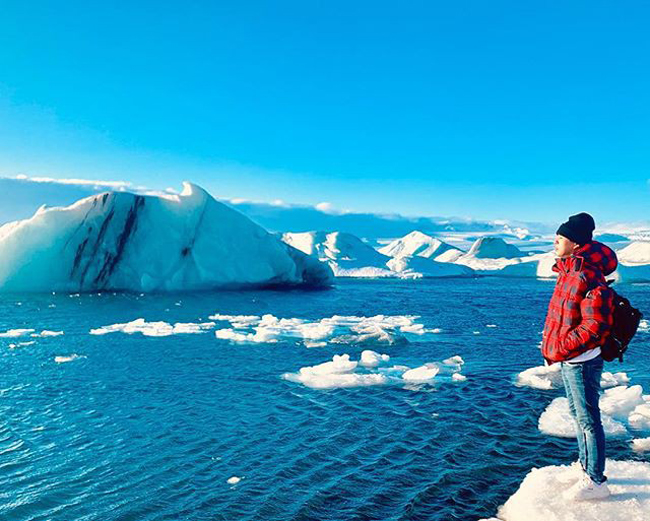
[0,1,648,222]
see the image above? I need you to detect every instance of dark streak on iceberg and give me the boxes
[94,196,145,288]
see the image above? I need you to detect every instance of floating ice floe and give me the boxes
[515,363,629,391]
[213,313,438,346]
[283,352,466,390]
[282,354,387,389]
[8,341,35,349]
[54,354,85,363]
[538,384,650,438]
[226,476,242,485]
[0,328,36,338]
[482,459,650,521]
[402,364,440,382]
[1,328,64,339]
[31,330,64,337]
[90,318,215,337]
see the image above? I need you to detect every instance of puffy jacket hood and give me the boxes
[553,240,618,276]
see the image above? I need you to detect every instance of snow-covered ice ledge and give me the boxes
[0,182,333,292]
[481,460,650,521]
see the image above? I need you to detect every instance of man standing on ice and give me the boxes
[541,212,618,501]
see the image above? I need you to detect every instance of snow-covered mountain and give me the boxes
[282,231,395,277]
[283,231,473,278]
[0,183,333,292]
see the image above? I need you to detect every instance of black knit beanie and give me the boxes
[556,212,595,245]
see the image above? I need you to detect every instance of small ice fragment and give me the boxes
[443,355,464,365]
[473,331,481,335]
[452,373,467,381]
[54,354,85,363]
[600,385,645,420]
[515,364,562,390]
[632,437,650,452]
[600,371,630,388]
[304,340,328,348]
[629,403,650,430]
[402,363,439,382]
[9,341,35,348]
[0,328,35,338]
[227,476,241,485]
[359,350,390,368]
[400,323,425,334]
[32,330,64,338]
[538,397,627,437]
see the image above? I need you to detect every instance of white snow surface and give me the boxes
[487,460,650,521]
[0,182,332,292]
[213,314,436,346]
[465,237,523,259]
[616,241,650,264]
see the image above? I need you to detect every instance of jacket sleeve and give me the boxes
[558,285,614,359]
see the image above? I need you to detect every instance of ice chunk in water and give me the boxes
[631,438,650,452]
[488,460,650,521]
[54,354,85,363]
[359,350,390,368]
[0,328,35,338]
[600,385,645,420]
[538,397,627,438]
[402,364,440,382]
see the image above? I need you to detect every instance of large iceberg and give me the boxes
[282,230,395,277]
[0,183,333,292]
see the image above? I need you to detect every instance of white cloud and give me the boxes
[315,202,334,212]
[12,174,131,190]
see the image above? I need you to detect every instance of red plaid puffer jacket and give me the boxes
[542,241,618,363]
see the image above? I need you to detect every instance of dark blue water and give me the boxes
[1,279,649,521]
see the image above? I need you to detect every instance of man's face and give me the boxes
[554,234,579,258]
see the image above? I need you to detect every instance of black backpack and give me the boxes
[600,281,643,363]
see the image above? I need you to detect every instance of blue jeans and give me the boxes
[560,356,607,484]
